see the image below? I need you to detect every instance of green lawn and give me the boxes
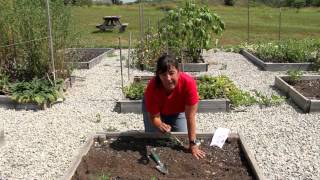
[71,3,320,48]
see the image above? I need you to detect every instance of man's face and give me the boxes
[159,65,179,92]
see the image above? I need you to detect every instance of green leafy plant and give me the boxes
[132,33,166,71]
[123,82,145,100]
[0,73,10,94]
[287,69,303,84]
[0,0,77,81]
[160,1,225,63]
[254,91,285,107]
[123,75,283,108]
[197,75,256,107]
[94,172,111,180]
[10,78,64,105]
[247,39,320,66]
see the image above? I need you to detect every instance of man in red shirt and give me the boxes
[143,54,205,159]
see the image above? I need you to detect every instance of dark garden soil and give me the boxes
[290,79,320,99]
[67,49,106,62]
[72,136,255,180]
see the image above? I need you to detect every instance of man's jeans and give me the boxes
[142,97,187,132]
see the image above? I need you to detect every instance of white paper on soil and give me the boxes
[210,127,230,148]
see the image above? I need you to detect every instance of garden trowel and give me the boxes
[150,148,169,175]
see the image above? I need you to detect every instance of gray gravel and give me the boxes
[0,50,319,179]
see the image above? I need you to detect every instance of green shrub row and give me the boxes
[123,75,284,107]
[0,76,64,105]
[0,0,76,82]
[237,39,320,70]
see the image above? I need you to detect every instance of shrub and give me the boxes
[0,73,10,95]
[64,0,93,6]
[159,1,225,63]
[293,0,306,12]
[0,0,77,82]
[247,39,320,65]
[10,78,64,105]
[124,82,145,100]
[197,75,256,107]
[287,69,303,84]
[312,0,320,6]
[224,0,236,6]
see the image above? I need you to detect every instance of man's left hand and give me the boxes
[189,145,205,159]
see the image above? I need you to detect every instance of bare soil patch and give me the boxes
[72,136,255,180]
[291,79,320,99]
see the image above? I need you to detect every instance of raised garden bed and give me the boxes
[275,75,320,113]
[179,63,208,72]
[63,131,265,180]
[117,99,230,113]
[66,48,114,69]
[240,50,314,71]
[0,76,75,111]
[133,75,200,83]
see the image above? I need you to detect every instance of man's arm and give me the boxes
[185,103,205,159]
[148,113,171,133]
[185,104,198,143]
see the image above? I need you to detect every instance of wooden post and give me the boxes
[278,7,282,41]
[247,0,250,43]
[45,0,56,84]
[128,32,132,81]
[119,37,124,94]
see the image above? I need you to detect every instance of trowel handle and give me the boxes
[150,150,161,164]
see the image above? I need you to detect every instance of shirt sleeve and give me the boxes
[185,78,199,106]
[144,79,160,115]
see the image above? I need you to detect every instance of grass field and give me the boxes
[70,3,320,48]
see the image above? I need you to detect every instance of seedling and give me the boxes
[287,69,303,84]
[95,113,101,123]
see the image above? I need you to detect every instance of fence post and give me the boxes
[45,0,56,84]
[128,32,132,81]
[278,7,282,41]
[119,37,124,94]
[247,0,250,43]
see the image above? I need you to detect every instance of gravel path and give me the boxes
[0,50,319,179]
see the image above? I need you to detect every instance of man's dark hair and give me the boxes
[155,54,179,88]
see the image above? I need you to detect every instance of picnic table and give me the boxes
[96,16,128,32]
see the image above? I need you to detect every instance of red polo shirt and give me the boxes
[144,72,199,116]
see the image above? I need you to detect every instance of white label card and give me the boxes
[210,127,230,148]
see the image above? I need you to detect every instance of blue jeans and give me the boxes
[142,97,187,132]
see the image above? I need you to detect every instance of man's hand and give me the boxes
[157,122,171,133]
[189,145,205,159]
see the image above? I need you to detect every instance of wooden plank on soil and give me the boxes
[179,63,208,72]
[274,76,290,95]
[118,99,229,113]
[310,100,320,112]
[60,135,94,180]
[239,133,267,180]
[288,85,311,113]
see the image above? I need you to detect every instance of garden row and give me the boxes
[0,48,113,110]
[66,3,318,179]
